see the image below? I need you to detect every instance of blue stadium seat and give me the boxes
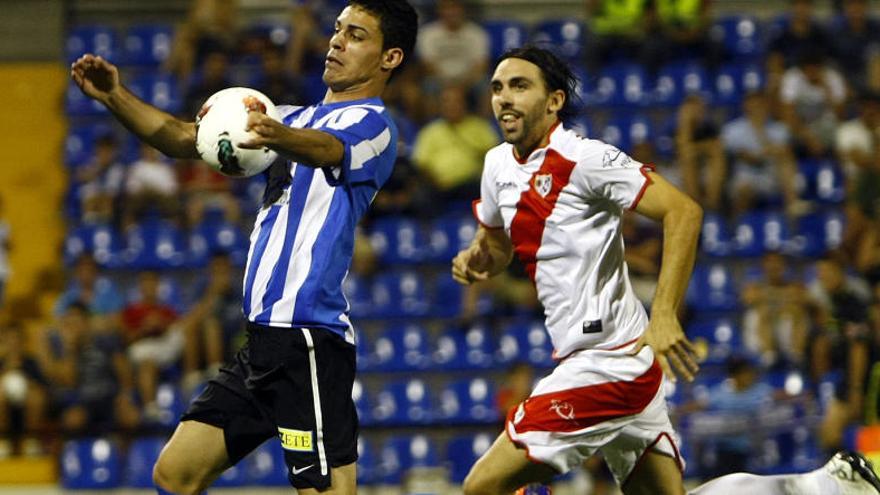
[438,377,499,424]
[64,223,124,267]
[569,114,593,139]
[343,273,374,320]
[446,433,493,483]
[377,435,438,485]
[247,20,292,48]
[355,333,374,372]
[496,320,555,367]
[125,275,184,311]
[715,62,765,107]
[372,379,434,426]
[601,114,653,153]
[60,438,123,489]
[128,74,181,114]
[66,25,119,63]
[122,220,188,269]
[189,220,249,267]
[589,64,650,108]
[433,324,495,370]
[372,324,431,372]
[66,81,110,116]
[686,318,742,366]
[792,210,845,257]
[483,20,528,61]
[732,210,790,257]
[653,63,712,107]
[370,271,430,318]
[687,263,739,313]
[427,214,476,264]
[212,463,247,487]
[531,20,586,62]
[368,216,426,265]
[153,382,185,429]
[432,272,464,318]
[64,123,113,167]
[710,16,764,60]
[122,24,173,66]
[700,212,732,257]
[124,437,164,488]
[352,378,373,426]
[244,440,288,486]
[357,436,378,486]
[797,159,845,204]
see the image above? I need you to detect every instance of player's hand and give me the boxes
[70,54,120,102]
[451,236,493,285]
[240,111,288,149]
[631,310,700,383]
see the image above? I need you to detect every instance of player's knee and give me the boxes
[152,455,203,495]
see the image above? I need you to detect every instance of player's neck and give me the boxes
[323,79,385,104]
[513,120,560,161]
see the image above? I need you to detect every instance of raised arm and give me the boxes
[70,54,199,159]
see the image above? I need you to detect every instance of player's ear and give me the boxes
[547,89,565,115]
[381,47,404,72]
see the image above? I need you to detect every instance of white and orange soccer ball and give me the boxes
[195,87,281,177]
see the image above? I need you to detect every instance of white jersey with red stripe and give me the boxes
[473,122,654,359]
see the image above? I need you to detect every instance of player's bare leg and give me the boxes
[153,420,230,494]
[462,432,558,495]
[622,450,686,495]
[296,462,356,495]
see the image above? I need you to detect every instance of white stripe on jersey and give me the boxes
[313,104,386,129]
[268,170,336,325]
[351,128,391,170]
[249,205,290,317]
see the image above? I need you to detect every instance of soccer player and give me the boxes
[70,1,417,494]
[452,46,880,495]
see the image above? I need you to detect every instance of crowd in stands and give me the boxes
[0,0,878,489]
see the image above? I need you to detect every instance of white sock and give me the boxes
[688,468,841,495]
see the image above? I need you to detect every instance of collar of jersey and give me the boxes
[512,120,562,165]
[315,96,384,109]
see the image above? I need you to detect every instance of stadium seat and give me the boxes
[124,437,165,488]
[432,272,464,318]
[153,382,185,429]
[531,20,586,62]
[715,62,765,108]
[64,222,124,267]
[710,16,764,60]
[700,212,732,257]
[355,332,374,372]
[371,324,431,372]
[731,210,790,257]
[483,20,528,61]
[368,216,426,265]
[122,220,188,270]
[211,463,247,487]
[189,220,249,267]
[569,114,593,139]
[247,20,292,48]
[427,214,475,264]
[791,209,845,257]
[66,81,110,116]
[797,159,845,204]
[438,377,499,424]
[66,25,118,63]
[372,379,434,426]
[686,318,742,366]
[60,438,123,489]
[589,64,650,108]
[370,270,430,318]
[356,436,378,486]
[244,440,288,486]
[377,435,438,485]
[122,24,173,66]
[352,378,374,426]
[64,123,112,167]
[125,275,183,310]
[128,74,181,114]
[433,323,495,370]
[342,273,374,320]
[446,433,493,483]
[497,320,555,367]
[653,63,712,107]
[601,114,653,153]
[687,263,739,313]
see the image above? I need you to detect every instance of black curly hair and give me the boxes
[497,45,581,122]
[348,0,419,71]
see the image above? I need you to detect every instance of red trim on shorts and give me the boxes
[511,360,663,435]
[505,407,563,473]
[620,431,685,490]
[628,164,657,210]
[471,200,504,230]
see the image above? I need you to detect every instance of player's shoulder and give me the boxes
[553,126,627,168]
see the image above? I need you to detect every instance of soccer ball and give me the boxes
[195,87,281,177]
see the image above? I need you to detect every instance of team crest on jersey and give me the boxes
[533,174,553,197]
[550,399,575,420]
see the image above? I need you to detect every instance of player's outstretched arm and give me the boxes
[70,54,198,159]
[451,226,513,285]
[632,172,703,382]
[240,112,345,168]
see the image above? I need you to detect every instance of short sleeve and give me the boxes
[315,107,396,188]
[571,143,653,210]
[472,152,504,229]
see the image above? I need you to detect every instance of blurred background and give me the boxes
[0,0,879,493]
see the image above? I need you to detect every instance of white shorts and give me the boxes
[505,344,684,485]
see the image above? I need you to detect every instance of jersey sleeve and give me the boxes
[472,151,504,229]
[571,142,653,210]
[314,107,396,188]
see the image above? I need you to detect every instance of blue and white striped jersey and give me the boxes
[242,97,397,343]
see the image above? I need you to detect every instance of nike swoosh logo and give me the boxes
[291,464,314,475]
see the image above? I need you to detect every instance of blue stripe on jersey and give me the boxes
[242,205,281,316]
[254,165,315,324]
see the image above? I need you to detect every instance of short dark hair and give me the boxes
[349,0,419,71]
[497,45,581,122]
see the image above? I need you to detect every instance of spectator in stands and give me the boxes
[39,302,139,433]
[256,45,305,107]
[54,254,124,331]
[675,94,725,211]
[652,0,721,70]
[179,254,242,392]
[182,49,232,119]
[0,196,9,307]
[857,221,880,283]
[767,0,830,71]
[165,0,240,82]
[495,362,534,416]
[416,0,490,101]
[178,158,241,226]
[831,0,880,93]
[585,0,650,73]
[285,0,337,76]
[835,90,880,258]
[122,143,182,227]
[741,251,810,367]
[0,322,47,454]
[622,210,661,306]
[76,134,126,225]
[369,155,432,221]
[780,51,847,158]
[722,91,805,216]
[412,85,499,210]
[121,271,182,422]
[808,256,874,450]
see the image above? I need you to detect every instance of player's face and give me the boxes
[490,58,563,152]
[323,6,386,92]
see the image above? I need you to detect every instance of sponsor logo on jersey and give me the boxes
[278,427,314,452]
[534,174,553,197]
[550,399,575,420]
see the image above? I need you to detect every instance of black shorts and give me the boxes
[182,322,358,491]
